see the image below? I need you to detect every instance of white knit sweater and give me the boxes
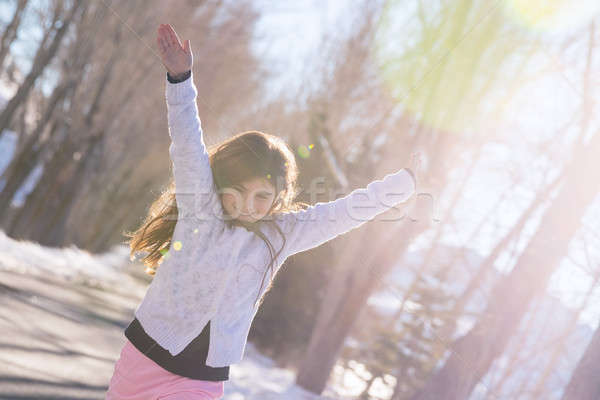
[133,71,417,367]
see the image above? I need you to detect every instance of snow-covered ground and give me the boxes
[0,230,144,296]
[0,229,356,399]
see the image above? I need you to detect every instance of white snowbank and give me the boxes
[0,230,145,297]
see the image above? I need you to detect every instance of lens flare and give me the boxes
[373,0,512,133]
[372,0,591,134]
[504,0,600,33]
[297,145,311,158]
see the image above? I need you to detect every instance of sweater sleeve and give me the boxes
[165,70,223,221]
[276,168,416,257]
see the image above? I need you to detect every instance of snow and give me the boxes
[0,230,145,297]
[226,344,337,399]
[0,229,350,398]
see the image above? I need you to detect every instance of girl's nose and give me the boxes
[240,199,252,214]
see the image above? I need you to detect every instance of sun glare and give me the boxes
[504,0,600,33]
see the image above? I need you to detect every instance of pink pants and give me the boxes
[105,339,225,400]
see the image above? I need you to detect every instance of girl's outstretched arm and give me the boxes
[277,167,417,257]
[157,24,222,221]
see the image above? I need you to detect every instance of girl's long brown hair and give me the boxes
[123,130,308,307]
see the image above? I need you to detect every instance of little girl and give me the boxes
[105,23,420,400]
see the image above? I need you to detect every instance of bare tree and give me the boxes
[0,0,84,141]
[0,0,29,72]
[410,21,599,399]
[0,0,265,250]
[561,320,600,400]
[0,1,104,228]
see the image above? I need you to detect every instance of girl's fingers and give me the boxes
[157,33,167,51]
[162,24,176,47]
[161,27,172,46]
[165,24,182,47]
[166,26,177,46]
[159,35,169,51]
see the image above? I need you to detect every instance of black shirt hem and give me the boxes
[124,317,229,381]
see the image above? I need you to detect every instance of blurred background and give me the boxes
[0,0,599,399]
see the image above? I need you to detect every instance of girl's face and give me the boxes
[221,176,276,223]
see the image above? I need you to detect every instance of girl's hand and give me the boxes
[156,23,192,78]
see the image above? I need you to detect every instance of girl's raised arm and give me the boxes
[157,24,222,221]
[277,167,417,257]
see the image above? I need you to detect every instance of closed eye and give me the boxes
[233,184,272,197]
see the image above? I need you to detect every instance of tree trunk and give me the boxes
[295,217,418,394]
[7,130,78,239]
[358,374,377,400]
[42,132,104,246]
[0,0,29,74]
[0,79,71,218]
[560,322,600,400]
[532,266,600,398]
